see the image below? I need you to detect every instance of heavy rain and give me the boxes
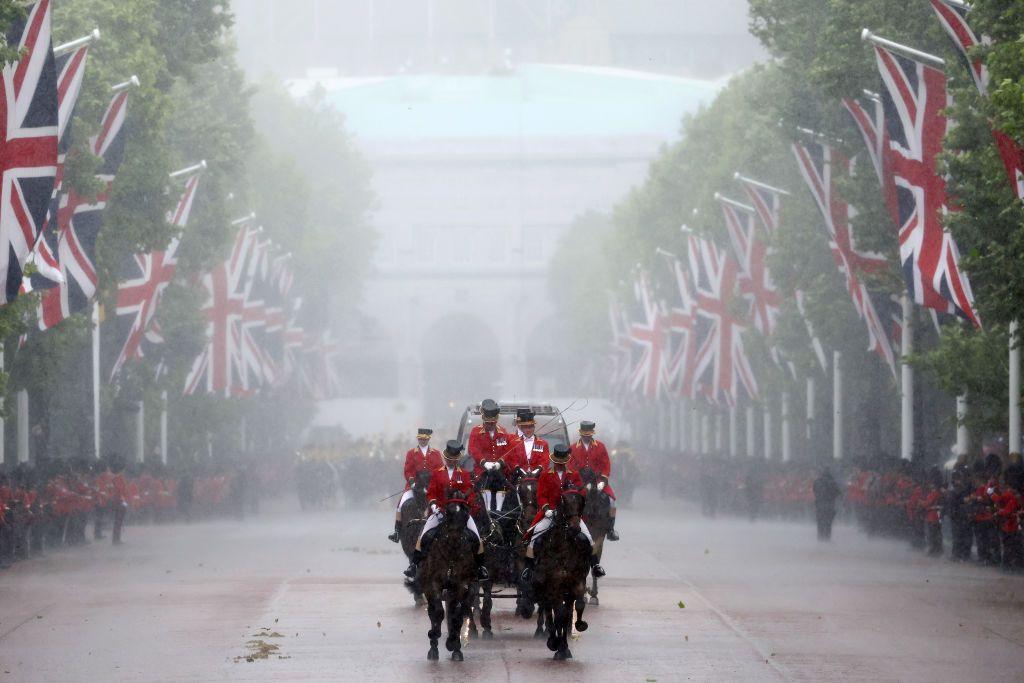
[0,0,1023,680]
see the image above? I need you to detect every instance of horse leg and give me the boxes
[574,592,589,632]
[589,574,599,606]
[535,600,547,639]
[426,593,442,661]
[553,598,572,660]
[447,589,467,661]
[465,581,479,639]
[480,579,494,639]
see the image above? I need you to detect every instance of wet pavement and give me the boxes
[1,495,1023,681]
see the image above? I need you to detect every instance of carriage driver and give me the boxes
[521,443,606,581]
[404,440,489,580]
[571,420,620,541]
[388,427,442,543]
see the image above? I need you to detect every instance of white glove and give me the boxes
[485,461,498,471]
[597,481,606,492]
[585,483,592,491]
[430,503,440,515]
[531,468,541,477]
[544,509,554,519]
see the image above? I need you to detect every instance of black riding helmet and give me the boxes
[442,439,463,463]
[551,443,571,464]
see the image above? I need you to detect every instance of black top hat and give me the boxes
[481,398,499,419]
[417,427,433,438]
[516,409,535,425]
[551,443,571,463]
[443,440,464,459]
[579,420,596,435]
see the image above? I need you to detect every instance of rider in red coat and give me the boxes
[570,420,620,540]
[522,444,605,580]
[468,398,514,478]
[506,409,550,478]
[405,440,488,580]
[388,427,442,543]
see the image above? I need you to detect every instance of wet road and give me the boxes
[2,495,1023,681]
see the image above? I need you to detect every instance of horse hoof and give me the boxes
[534,627,546,639]
[575,620,588,632]
[445,636,458,652]
[589,596,600,606]
[554,648,572,660]
[547,635,558,651]
[468,628,478,640]
[482,630,493,640]
[451,650,464,662]
[427,647,439,661]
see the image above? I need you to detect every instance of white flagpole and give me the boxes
[160,390,168,465]
[1011,320,1021,454]
[833,350,844,461]
[92,302,101,459]
[900,295,914,461]
[781,390,792,462]
[746,404,755,457]
[763,401,773,460]
[17,390,28,463]
[728,405,738,457]
[955,393,969,457]
[806,375,816,442]
[690,403,700,453]
[135,400,145,462]
[714,411,723,452]
[0,344,4,464]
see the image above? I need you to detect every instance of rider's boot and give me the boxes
[387,520,401,543]
[475,552,489,580]
[520,556,535,582]
[403,549,422,579]
[590,555,606,578]
[607,515,619,542]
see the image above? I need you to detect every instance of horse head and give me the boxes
[442,492,472,529]
[556,488,585,522]
[476,465,508,493]
[517,475,539,508]
[412,469,432,494]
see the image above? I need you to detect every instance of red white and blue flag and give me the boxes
[871,41,981,327]
[110,172,200,378]
[687,235,758,406]
[792,139,898,377]
[0,0,58,303]
[38,88,130,329]
[662,255,697,399]
[624,269,668,400]
[928,0,1024,202]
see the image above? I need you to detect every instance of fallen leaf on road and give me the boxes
[377,621,381,628]
[234,639,280,663]
[704,549,709,555]
[684,635,688,641]
[677,601,686,609]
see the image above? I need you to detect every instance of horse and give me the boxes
[399,469,432,605]
[529,489,590,660]
[471,465,523,638]
[419,495,478,662]
[580,466,612,606]
[513,470,548,637]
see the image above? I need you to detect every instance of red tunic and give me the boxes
[426,465,478,514]
[920,488,943,524]
[402,446,442,488]
[467,424,514,477]
[569,439,616,500]
[995,489,1021,534]
[506,435,550,475]
[528,465,585,528]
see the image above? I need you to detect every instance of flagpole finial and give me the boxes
[168,160,207,180]
[54,28,101,56]
[111,75,140,92]
[861,27,945,68]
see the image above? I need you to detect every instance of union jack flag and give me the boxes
[792,139,898,377]
[717,195,779,336]
[110,173,200,378]
[38,88,129,329]
[297,329,341,400]
[662,255,697,398]
[183,221,256,396]
[687,235,758,406]
[624,270,668,400]
[27,38,93,291]
[794,289,828,372]
[606,298,634,399]
[0,0,58,303]
[871,41,981,327]
[736,177,780,237]
[928,0,1024,202]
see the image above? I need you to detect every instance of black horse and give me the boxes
[513,472,550,638]
[580,466,612,606]
[528,489,590,660]
[399,470,432,605]
[420,495,477,662]
[471,465,524,638]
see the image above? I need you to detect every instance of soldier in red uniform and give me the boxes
[920,468,945,556]
[404,440,488,580]
[110,459,129,546]
[506,409,550,479]
[522,444,606,580]
[995,482,1022,569]
[570,420,620,540]
[468,398,514,478]
[388,427,441,543]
